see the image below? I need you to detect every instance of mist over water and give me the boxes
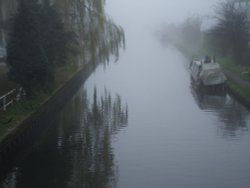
[84,1,250,187]
[1,1,250,188]
[106,0,219,30]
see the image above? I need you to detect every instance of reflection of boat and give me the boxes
[190,56,226,87]
[191,82,228,110]
[191,82,250,138]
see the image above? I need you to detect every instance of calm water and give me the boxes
[1,28,250,188]
[1,0,250,187]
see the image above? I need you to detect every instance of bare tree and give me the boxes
[210,0,250,65]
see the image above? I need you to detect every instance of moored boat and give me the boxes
[190,56,226,87]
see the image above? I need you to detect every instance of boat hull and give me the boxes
[190,58,226,87]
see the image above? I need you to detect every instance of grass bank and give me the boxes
[226,78,250,100]
[219,57,250,105]
[172,41,250,104]
[0,62,81,142]
[219,56,250,81]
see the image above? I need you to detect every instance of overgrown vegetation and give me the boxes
[209,0,250,66]
[0,62,78,140]
[219,56,250,80]
[6,0,125,97]
[227,78,250,99]
[52,0,126,65]
[7,0,74,97]
[161,0,250,65]
[0,0,125,137]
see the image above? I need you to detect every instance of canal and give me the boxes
[1,0,250,187]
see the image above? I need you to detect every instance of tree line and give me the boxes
[161,0,250,66]
[6,0,125,97]
[208,0,250,65]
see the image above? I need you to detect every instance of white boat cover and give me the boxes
[199,63,226,86]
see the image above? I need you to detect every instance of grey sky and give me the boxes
[106,0,221,29]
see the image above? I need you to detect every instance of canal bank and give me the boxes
[1,25,250,188]
[223,70,250,108]
[0,63,95,164]
[172,44,250,109]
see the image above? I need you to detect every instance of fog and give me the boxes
[80,2,250,188]
[106,0,221,31]
[104,0,222,62]
[2,1,250,188]
[87,0,224,106]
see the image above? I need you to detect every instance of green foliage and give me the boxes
[227,78,250,99]
[0,61,79,138]
[39,0,74,67]
[7,0,74,97]
[0,0,126,142]
[209,1,250,65]
[220,56,239,73]
[0,91,48,139]
[7,0,125,97]
[7,0,50,97]
[219,56,250,80]
[53,0,125,65]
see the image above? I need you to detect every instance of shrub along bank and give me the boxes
[0,62,79,141]
[0,0,125,154]
[0,62,96,165]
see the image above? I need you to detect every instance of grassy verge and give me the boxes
[226,78,250,100]
[174,41,250,102]
[0,62,80,140]
[0,92,48,138]
[219,56,250,81]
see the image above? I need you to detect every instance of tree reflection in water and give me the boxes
[65,87,128,188]
[1,88,128,188]
[57,87,128,188]
[190,83,250,139]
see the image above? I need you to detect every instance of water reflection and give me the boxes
[1,87,128,188]
[190,83,228,111]
[217,99,249,138]
[191,83,250,138]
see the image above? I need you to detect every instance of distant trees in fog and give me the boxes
[160,0,250,66]
[209,0,250,65]
[160,16,203,56]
